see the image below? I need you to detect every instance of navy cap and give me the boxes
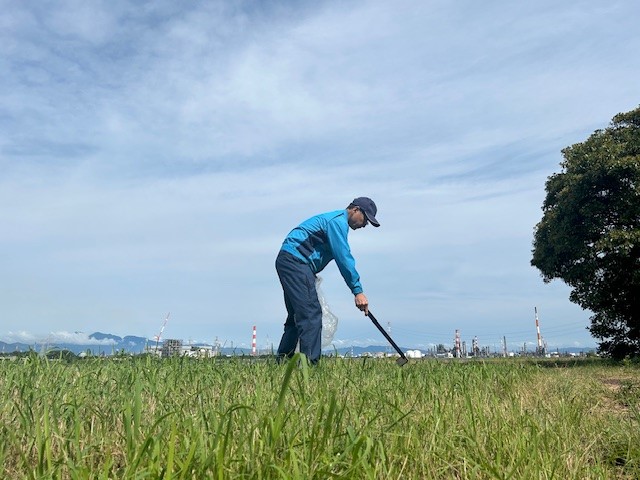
[352,197,380,227]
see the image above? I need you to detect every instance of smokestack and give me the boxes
[534,307,546,356]
[252,325,257,356]
[535,307,542,349]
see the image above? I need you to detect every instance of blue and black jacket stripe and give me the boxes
[280,209,363,295]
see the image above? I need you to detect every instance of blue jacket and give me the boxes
[280,209,363,295]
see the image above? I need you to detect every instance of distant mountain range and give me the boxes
[0,331,394,357]
[0,332,150,355]
[0,332,595,357]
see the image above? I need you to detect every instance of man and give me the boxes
[275,197,380,364]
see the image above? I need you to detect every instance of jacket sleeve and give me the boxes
[326,217,363,295]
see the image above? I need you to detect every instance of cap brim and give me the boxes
[365,213,380,227]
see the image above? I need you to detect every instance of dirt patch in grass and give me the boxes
[601,377,624,392]
[596,374,640,417]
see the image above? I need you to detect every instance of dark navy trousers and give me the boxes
[275,250,322,364]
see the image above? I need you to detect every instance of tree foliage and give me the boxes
[532,105,640,359]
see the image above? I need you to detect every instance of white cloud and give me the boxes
[2,0,638,349]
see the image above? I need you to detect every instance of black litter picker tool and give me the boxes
[366,311,408,366]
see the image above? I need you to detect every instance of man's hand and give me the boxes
[354,293,369,315]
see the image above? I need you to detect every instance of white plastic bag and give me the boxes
[316,276,338,348]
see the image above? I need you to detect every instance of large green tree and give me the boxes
[532,105,640,359]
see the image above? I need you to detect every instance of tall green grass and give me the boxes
[1,354,638,479]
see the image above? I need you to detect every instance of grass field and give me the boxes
[1,354,639,479]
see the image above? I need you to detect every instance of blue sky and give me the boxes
[1,0,639,352]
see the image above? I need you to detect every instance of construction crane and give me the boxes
[154,312,170,354]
